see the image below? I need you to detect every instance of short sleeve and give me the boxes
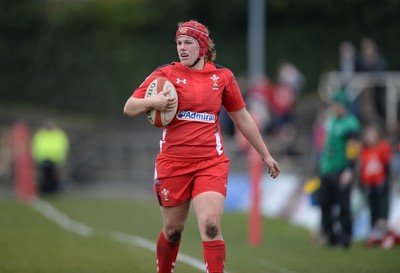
[222,71,246,112]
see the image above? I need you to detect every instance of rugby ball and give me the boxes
[145,77,178,127]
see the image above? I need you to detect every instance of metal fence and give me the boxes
[318,71,400,131]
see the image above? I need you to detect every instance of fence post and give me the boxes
[248,114,263,246]
[11,121,36,202]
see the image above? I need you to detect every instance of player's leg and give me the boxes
[191,155,230,273]
[193,192,226,273]
[160,200,191,241]
[381,177,390,223]
[319,173,337,245]
[193,191,225,241]
[153,157,194,273]
[338,179,352,248]
[157,200,190,273]
[368,186,380,227]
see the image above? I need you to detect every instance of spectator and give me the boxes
[355,37,388,122]
[359,125,392,245]
[338,41,356,86]
[277,60,305,98]
[31,120,69,194]
[338,41,362,119]
[267,61,305,132]
[245,61,305,137]
[245,75,273,135]
[270,61,305,155]
[318,89,361,248]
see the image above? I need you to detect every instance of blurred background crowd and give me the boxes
[1,0,400,248]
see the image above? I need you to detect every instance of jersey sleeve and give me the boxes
[132,68,167,99]
[222,71,246,112]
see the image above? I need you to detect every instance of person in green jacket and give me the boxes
[318,89,361,248]
[31,120,69,194]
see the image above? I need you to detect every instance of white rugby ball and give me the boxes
[145,77,178,127]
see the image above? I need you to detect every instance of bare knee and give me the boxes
[164,225,184,242]
[204,223,219,240]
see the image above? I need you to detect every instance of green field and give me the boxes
[1,196,399,273]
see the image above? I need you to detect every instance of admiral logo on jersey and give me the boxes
[176,111,216,123]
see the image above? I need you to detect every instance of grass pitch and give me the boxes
[1,196,399,273]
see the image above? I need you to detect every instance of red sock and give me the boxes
[203,240,226,273]
[156,231,180,273]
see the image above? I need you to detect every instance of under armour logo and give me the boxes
[176,78,187,84]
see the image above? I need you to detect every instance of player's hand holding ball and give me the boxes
[149,89,177,112]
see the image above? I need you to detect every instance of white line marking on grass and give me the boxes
[30,199,232,273]
[30,198,94,237]
[111,232,156,252]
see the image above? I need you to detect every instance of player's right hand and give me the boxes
[262,155,280,179]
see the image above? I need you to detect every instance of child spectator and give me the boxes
[359,125,392,245]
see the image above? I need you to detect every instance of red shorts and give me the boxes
[153,154,230,207]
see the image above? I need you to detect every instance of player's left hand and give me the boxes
[262,155,280,179]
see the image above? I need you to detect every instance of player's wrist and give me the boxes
[261,154,270,162]
[145,97,154,111]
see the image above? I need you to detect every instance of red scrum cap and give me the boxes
[176,21,210,59]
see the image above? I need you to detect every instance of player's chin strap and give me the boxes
[189,58,201,68]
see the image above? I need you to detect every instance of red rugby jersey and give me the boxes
[360,140,392,186]
[132,62,246,161]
